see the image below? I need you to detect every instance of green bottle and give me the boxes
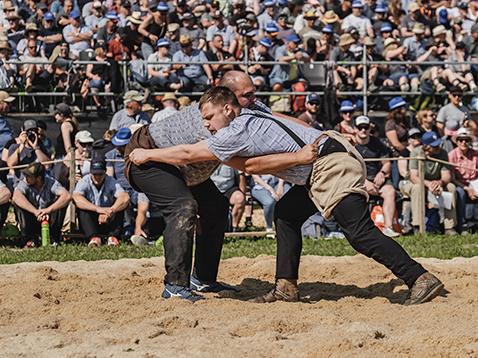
[41,220,50,247]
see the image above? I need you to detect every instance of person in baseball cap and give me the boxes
[298,93,321,127]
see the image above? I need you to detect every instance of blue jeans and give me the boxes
[456,186,467,232]
[252,183,291,229]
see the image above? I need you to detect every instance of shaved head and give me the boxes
[219,71,256,108]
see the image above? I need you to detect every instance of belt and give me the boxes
[318,137,347,158]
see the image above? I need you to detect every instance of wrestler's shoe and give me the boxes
[249,279,299,303]
[190,275,238,293]
[162,283,204,302]
[404,272,444,305]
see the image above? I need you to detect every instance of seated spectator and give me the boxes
[179,12,206,50]
[436,86,469,137]
[448,127,478,233]
[38,12,63,59]
[0,41,15,91]
[92,129,116,160]
[16,22,45,57]
[132,192,165,244]
[147,38,181,91]
[335,100,356,144]
[385,97,409,157]
[73,158,129,247]
[269,33,309,92]
[447,41,478,92]
[74,130,94,178]
[401,131,458,235]
[81,46,111,109]
[211,164,246,232]
[331,33,356,90]
[354,115,399,237]
[18,38,49,92]
[12,162,70,246]
[205,34,235,85]
[62,10,93,59]
[251,175,290,236]
[172,35,214,92]
[7,119,50,177]
[382,38,416,92]
[341,0,373,38]
[206,11,238,55]
[298,93,321,128]
[0,92,14,152]
[106,127,136,236]
[36,120,54,158]
[151,93,179,123]
[0,162,11,231]
[84,1,106,34]
[416,109,439,135]
[109,91,150,130]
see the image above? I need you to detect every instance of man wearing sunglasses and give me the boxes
[436,86,470,136]
[354,116,399,238]
[448,127,478,233]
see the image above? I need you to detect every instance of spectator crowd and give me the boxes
[0,0,478,246]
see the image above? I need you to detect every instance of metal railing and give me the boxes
[5,56,478,114]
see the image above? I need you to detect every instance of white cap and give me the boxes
[355,115,370,126]
[456,127,472,139]
[75,130,94,143]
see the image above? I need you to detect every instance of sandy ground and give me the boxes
[0,255,477,358]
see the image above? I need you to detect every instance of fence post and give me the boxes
[362,46,368,116]
[69,148,76,231]
[418,157,426,233]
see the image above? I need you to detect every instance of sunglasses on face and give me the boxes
[457,137,471,143]
[342,111,352,115]
[410,134,421,140]
[452,93,462,98]
[357,125,370,131]
[29,46,36,49]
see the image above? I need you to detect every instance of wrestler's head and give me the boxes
[199,86,241,134]
[219,70,256,108]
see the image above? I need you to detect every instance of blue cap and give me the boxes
[380,22,392,32]
[285,32,301,43]
[156,37,170,47]
[439,9,449,25]
[306,93,320,104]
[265,22,279,33]
[421,131,442,147]
[44,12,55,21]
[112,127,132,147]
[259,37,273,48]
[70,9,81,19]
[322,24,334,34]
[352,0,363,8]
[105,11,119,20]
[157,1,169,11]
[264,0,276,7]
[388,96,407,110]
[278,0,287,5]
[339,100,354,112]
[90,158,107,175]
[375,4,387,13]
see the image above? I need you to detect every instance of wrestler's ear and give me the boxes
[223,104,235,119]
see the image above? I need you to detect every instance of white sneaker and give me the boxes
[130,235,148,246]
[382,227,400,238]
[266,228,275,239]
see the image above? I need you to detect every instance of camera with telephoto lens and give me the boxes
[237,19,252,35]
[27,129,38,143]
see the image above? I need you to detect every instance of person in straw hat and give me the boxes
[151,93,179,123]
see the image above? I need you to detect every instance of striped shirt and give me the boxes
[207,108,323,185]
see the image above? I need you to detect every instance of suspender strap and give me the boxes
[253,112,307,148]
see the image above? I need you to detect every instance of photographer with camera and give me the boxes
[7,120,50,181]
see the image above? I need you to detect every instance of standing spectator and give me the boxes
[73,158,129,247]
[211,164,246,232]
[172,35,214,91]
[12,162,70,246]
[402,131,458,235]
[109,90,150,130]
[354,115,399,237]
[0,92,14,152]
[62,10,93,59]
[436,86,470,136]
[53,103,79,159]
[138,1,169,60]
[298,93,321,128]
[151,93,179,123]
[448,127,478,233]
[147,38,181,91]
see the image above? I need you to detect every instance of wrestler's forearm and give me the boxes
[243,152,304,174]
[145,142,218,165]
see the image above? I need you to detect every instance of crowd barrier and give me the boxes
[3,149,478,235]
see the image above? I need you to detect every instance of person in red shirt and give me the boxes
[448,127,478,233]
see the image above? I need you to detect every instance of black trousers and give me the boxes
[130,163,228,287]
[15,205,66,244]
[275,186,426,288]
[77,208,124,239]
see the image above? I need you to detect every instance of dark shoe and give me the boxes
[249,279,299,303]
[162,283,204,302]
[190,275,238,293]
[404,272,444,305]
